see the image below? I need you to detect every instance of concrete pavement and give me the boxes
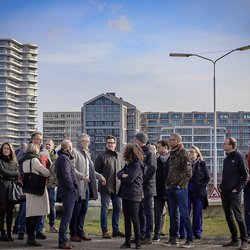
[0,233,237,250]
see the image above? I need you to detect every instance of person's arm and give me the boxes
[32,158,50,177]
[143,152,157,182]
[0,161,19,178]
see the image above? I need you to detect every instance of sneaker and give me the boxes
[18,233,24,240]
[141,238,152,245]
[239,241,249,250]
[223,240,240,247]
[182,240,194,248]
[102,231,111,239]
[50,226,59,233]
[152,236,160,242]
[112,231,125,237]
[36,232,47,239]
[163,238,179,247]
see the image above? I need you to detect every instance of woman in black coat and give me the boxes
[0,142,19,241]
[179,145,210,239]
[117,144,146,249]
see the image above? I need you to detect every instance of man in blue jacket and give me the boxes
[219,137,249,250]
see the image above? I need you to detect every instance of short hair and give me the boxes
[157,140,170,149]
[61,139,72,149]
[78,133,90,141]
[0,142,18,164]
[26,143,40,154]
[190,145,204,161]
[31,131,43,140]
[123,143,144,163]
[169,133,182,142]
[45,139,55,148]
[227,137,237,149]
[106,135,117,142]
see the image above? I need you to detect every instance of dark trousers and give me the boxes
[221,190,248,242]
[154,196,166,239]
[0,202,15,234]
[26,216,39,237]
[70,188,89,237]
[244,191,250,236]
[122,199,140,244]
[139,195,153,239]
[179,192,203,238]
[59,192,77,245]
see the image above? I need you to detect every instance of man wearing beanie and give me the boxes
[135,132,157,245]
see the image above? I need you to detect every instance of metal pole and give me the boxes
[213,63,217,188]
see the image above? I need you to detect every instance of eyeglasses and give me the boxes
[106,141,116,144]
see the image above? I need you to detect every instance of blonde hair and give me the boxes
[190,145,203,161]
[26,143,40,154]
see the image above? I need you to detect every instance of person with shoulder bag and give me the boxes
[22,143,50,247]
[0,142,19,242]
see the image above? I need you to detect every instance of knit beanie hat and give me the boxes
[135,132,147,144]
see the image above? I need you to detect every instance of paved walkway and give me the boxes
[0,233,239,250]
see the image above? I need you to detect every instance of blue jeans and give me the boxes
[100,192,121,233]
[139,196,153,239]
[70,188,89,237]
[36,216,45,233]
[167,188,193,242]
[18,202,26,233]
[48,187,57,227]
[59,192,77,245]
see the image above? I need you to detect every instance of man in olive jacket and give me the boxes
[166,133,193,248]
[95,135,124,239]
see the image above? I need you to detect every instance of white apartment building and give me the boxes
[43,112,81,147]
[0,38,38,147]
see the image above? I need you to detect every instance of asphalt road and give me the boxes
[0,233,238,250]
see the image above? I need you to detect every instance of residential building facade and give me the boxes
[0,38,38,147]
[43,112,81,147]
[82,92,141,159]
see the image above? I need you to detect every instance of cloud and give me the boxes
[107,15,132,32]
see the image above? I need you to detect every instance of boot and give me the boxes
[120,241,131,248]
[27,235,42,246]
[0,230,9,241]
[7,232,14,241]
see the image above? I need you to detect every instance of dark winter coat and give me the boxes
[0,157,19,206]
[142,143,157,196]
[220,150,249,193]
[95,149,122,195]
[117,161,146,202]
[56,148,81,200]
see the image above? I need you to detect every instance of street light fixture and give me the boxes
[170,45,250,188]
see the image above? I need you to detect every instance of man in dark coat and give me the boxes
[56,139,83,249]
[95,135,124,239]
[219,137,249,250]
[135,132,157,244]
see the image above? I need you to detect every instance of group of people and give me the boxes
[0,130,249,250]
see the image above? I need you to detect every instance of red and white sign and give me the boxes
[209,187,221,199]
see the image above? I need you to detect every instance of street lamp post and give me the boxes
[170,45,250,188]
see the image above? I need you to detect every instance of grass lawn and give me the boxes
[48,215,230,237]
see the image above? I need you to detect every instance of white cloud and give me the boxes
[107,15,132,32]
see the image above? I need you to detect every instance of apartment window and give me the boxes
[160,113,169,119]
[147,113,158,119]
[170,113,182,119]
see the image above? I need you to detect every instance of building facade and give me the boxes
[43,112,81,147]
[82,93,141,159]
[0,38,38,147]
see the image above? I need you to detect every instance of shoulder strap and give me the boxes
[29,159,32,172]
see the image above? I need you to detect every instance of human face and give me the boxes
[2,144,11,157]
[223,139,233,153]
[45,140,54,153]
[157,143,169,155]
[106,138,116,152]
[32,134,43,146]
[79,137,90,150]
[189,148,198,161]
[169,136,179,148]
[65,142,73,154]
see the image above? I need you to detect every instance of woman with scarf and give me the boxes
[0,142,19,241]
[22,143,50,246]
[179,145,210,239]
[117,144,146,249]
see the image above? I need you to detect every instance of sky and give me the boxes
[1,0,250,129]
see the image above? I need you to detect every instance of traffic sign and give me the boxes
[209,187,221,198]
